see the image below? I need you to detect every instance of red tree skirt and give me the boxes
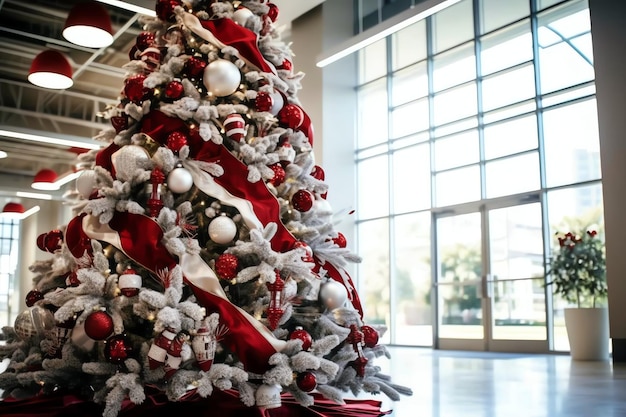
[0,389,391,417]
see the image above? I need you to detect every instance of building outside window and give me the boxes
[355,0,601,352]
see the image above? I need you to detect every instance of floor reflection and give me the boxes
[370,346,626,417]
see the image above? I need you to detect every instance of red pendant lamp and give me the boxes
[0,202,40,220]
[28,50,74,90]
[63,1,114,48]
[2,202,25,215]
[32,169,60,190]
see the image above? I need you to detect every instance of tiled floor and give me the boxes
[372,346,626,417]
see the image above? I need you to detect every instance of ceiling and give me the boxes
[0,0,324,200]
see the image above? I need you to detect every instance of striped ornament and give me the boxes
[224,113,246,142]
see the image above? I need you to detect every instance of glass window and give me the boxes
[393,212,432,345]
[357,155,389,220]
[546,182,604,351]
[489,204,544,280]
[481,20,533,76]
[480,0,529,34]
[390,99,429,139]
[537,7,595,94]
[482,64,536,111]
[357,79,388,148]
[0,218,19,327]
[433,83,477,126]
[485,152,540,198]
[435,165,481,207]
[358,218,390,340]
[432,43,476,92]
[483,100,537,125]
[359,38,387,84]
[392,20,427,70]
[434,130,479,171]
[391,62,428,106]
[538,0,564,10]
[543,99,601,188]
[392,144,431,213]
[484,115,538,160]
[353,0,601,350]
[433,0,474,53]
[547,183,604,232]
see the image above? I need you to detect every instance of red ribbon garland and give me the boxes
[200,18,275,74]
[66,211,280,374]
[139,110,363,316]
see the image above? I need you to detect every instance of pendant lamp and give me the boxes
[32,169,60,191]
[63,1,114,48]
[28,50,74,90]
[0,203,40,220]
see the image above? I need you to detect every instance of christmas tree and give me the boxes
[0,1,412,416]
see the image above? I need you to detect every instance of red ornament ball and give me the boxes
[332,232,347,248]
[278,59,292,71]
[254,91,273,112]
[291,189,314,212]
[268,163,285,187]
[166,131,188,152]
[45,229,64,252]
[266,3,279,22]
[165,80,184,100]
[25,289,44,307]
[124,74,150,103]
[136,31,155,51]
[360,325,379,348]
[289,327,313,351]
[215,253,239,280]
[104,334,133,364]
[296,372,317,392]
[310,165,325,181]
[84,310,114,341]
[156,0,182,22]
[185,56,207,78]
[278,104,304,129]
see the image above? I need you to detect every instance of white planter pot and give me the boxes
[564,307,609,361]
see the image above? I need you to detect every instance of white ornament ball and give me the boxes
[208,215,237,245]
[320,280,348,310]
[232,7,254,26]
[111,145,150,182]
[203,59,241,97]
[167,166,194,194]
[76,169,97,198]
[255,384,282,409]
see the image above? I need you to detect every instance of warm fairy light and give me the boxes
[147,313,155,321]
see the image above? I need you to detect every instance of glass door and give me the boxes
[435,198,548,352]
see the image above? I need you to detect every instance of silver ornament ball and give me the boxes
[320,280,348,310]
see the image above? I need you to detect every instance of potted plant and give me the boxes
[547,229,609,360]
